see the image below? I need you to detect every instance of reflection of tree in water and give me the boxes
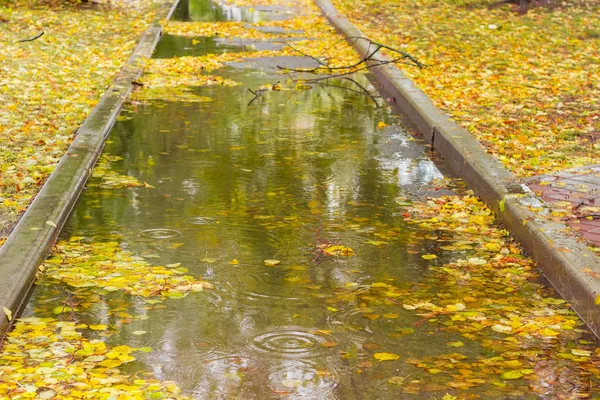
[54,73,453,397]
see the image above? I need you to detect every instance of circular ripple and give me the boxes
[188,217,217,225]
[140,228,182,239]
[249,327,336,358]
[224,270,303,301]
[326,307,377,340]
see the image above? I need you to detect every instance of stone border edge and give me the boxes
[0,0,181,335]
[314,0,600,337]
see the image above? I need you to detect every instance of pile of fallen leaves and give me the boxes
[0,317,190,399]
[0,0,161,241]
[43,237,212,298]
[332,0,599,177]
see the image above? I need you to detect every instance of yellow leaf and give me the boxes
[264,259,281,267]
[421,254,436,260]
[492,324,512,333]
[446,341,464,347]
[571,349,591,357]
[377,121,388,129]
[322,245,355,256]
[484,243,501,252]
[89,324,108,331]
[2,307,12,321]
[501,370,523,380]
[229,259,239,265]
[445,303,466,312]
[387,376,405,385]
[595,293,600,305]
[373,352,400,361]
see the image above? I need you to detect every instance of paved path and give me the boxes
[527,165,600,247]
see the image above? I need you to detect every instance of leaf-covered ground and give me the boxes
[331,0,599,178]
[0,0,161,242]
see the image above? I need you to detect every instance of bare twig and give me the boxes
[277,36,424,76]
[17,32,44,43]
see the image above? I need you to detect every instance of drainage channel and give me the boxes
[2,0,600,398]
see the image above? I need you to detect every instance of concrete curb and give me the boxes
[314,0,600,337]
[0,0,181,335]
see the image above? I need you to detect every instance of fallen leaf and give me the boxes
[374,352,400,361]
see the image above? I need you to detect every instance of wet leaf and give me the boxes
[264,259,281,267]
[374,352,400,361]
[89,324,108,331]
[571,349,592,357]
[2,307,12,321]
[322,245,355,256]
[501,370,523,380]
[387,376,405,385]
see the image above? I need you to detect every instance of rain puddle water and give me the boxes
[8,0,600,398]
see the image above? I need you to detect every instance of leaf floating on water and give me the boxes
[491,324,512,333]
[421,254,436,260]
[322,245,355,256]
[500,370,524,380]
[264,259,281,267]
[229,259,240,265]
[387,376,405,385]
[374,352,400,361]
[89,324,108,331]
[366,240,388,246]
[571,349,592,357]
[467,257,487,265]
[446,341,464,347]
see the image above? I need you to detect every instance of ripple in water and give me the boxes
[140,228,182,239]
[249,327,337,358]
[224,270,303,301]
[188,217,217,225]
[326,307,377,340]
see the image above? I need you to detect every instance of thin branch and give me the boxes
[277,36,424,76]
[17,32,44,43]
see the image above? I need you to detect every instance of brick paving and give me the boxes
[526,165,600,247]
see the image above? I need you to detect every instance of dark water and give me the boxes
[20,0,600,399]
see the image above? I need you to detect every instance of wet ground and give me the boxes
[8,0,600,399]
